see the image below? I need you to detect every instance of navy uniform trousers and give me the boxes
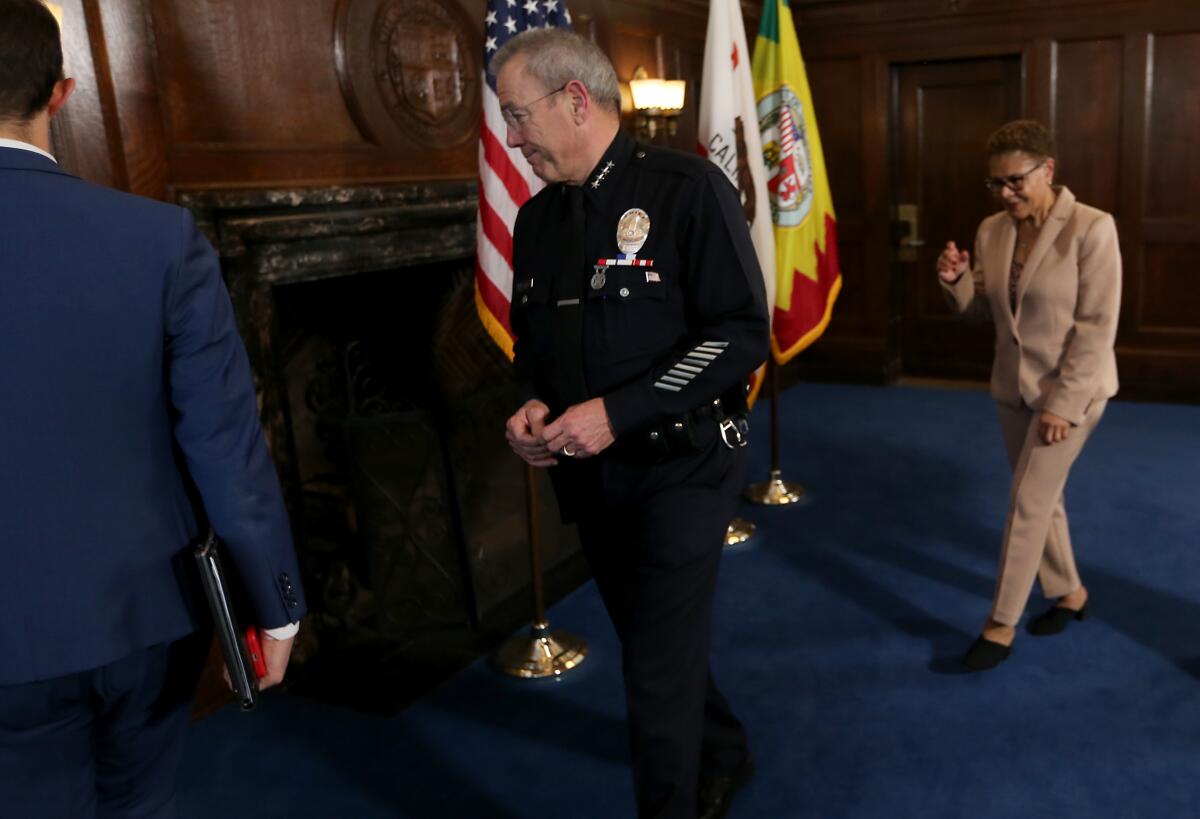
[569,428,750,819]
[0,632,208,819]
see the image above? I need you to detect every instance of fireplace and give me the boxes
[177,182,584,672]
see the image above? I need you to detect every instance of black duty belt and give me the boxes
[616,396,750,463]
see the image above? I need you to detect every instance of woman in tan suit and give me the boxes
[937,120,1121,671]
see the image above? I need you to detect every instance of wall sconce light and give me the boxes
[629,65,686,141]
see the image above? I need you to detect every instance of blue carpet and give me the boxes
[178,384,1200,818]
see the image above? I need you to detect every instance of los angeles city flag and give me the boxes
[697,0,776,403]
[752,0,841,363]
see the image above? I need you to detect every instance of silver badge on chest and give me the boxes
[616,208,651,255]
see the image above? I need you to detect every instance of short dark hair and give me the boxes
[0,0,63,123]
[986,120,1056,160]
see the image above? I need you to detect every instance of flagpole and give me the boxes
[490,464,588,678]
[480,0,586,678]
[725,376,758,547]
[743,360,805,505]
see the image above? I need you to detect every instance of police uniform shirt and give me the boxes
[510,129,770,440]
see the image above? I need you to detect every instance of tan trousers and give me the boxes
[990,399,1107,626]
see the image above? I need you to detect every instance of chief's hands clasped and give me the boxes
[937,241,970,283]
[505,400,557,467]
[506,398,616,466]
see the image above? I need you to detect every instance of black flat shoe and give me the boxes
[1028,602,1088,636]
[963,636,1011,671]
[697,754,754,819]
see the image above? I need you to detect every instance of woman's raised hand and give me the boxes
[937,241,970,283]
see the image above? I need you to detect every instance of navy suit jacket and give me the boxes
[0,146,307,685]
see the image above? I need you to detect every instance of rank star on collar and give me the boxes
[591,160,616,189]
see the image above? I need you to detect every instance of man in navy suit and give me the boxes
[0,2,307,815]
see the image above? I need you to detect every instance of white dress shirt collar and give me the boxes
[0,137,57,163]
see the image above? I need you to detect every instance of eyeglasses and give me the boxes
[984,160,1046,194]
[501,84,567,131]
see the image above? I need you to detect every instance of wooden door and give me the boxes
[891,58,1022,380]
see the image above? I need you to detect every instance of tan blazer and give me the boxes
[942,186,1121,425]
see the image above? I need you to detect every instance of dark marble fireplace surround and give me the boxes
[178,181,582,695]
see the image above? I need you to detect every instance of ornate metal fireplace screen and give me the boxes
[177,182,576,648]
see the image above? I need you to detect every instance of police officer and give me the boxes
[496,29,769,819]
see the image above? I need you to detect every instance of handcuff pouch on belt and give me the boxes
[630,384,750,461]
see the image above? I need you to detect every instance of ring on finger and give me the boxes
[561,445,575,457]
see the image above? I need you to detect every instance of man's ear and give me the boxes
[1043,156,1056,183]
[565,79,589,123]
[46,78,75,118]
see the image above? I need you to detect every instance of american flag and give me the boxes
[475,0,574,358]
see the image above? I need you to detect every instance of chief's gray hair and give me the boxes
[491,29,621,114]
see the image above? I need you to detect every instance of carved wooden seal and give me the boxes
[335,0,480,148]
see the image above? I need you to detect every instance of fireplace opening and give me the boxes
[182,183,587,712]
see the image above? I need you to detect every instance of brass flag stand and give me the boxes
[725,518,756,546]
[491,464,587,678]
[744,362,805,505]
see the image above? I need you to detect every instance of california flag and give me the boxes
[698,0,776,401]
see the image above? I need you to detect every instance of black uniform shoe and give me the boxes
[962,636,1011,671]
[1028,602,1088,636]
[697,755,754,819]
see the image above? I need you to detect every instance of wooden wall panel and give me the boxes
[58,0,722,190]
[152,0,487,188]
[804,56,872,355]
[93,0,170,199]
[56,0,748,189]
[1053,38,1123,216]
[1145,32,1200,219]
[665,34,704,154]
[153,0,363,148]
[49,0,119,188]
[1132,26,1200,389]
[606,23,663,88]
[808,58,863,218]
[1140,243,1200,333]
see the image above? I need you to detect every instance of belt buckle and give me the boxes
[718,417,746,449]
